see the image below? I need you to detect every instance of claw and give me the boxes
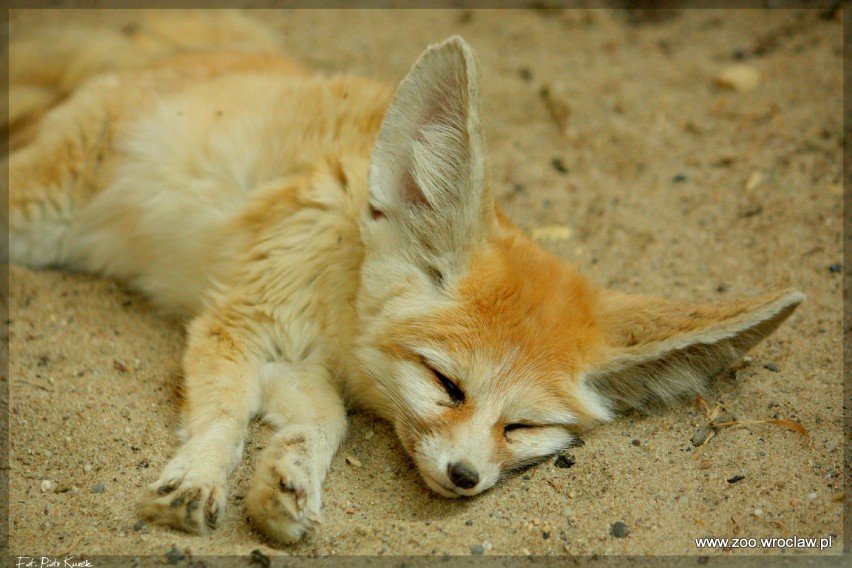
[294,487,308,510]
[205,490,220,530]
[157,478,180,496]
[206,509,219,530]
[306,509,323,524]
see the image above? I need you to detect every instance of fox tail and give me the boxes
[8,9,283,133]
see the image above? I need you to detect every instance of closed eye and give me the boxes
[428,366,464,406]
[503,423,542,440]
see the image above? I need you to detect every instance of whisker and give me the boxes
[499,454,552,481]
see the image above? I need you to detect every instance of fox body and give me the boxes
[8,12,803,546]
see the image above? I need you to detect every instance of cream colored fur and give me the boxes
[7,12,803,546]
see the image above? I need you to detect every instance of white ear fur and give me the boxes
[367,36,492,284]
[583,288,805,414]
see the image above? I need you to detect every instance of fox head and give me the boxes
[352,36,804,498]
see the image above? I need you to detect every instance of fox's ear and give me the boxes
[367,36,494,283]
[582,288,805,417]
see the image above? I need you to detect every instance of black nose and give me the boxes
[447,461,479,489]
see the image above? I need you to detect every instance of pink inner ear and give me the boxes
[369,205,385,220]
[397,94,467,212]
[400,168,430,209]
[423,86,465,132]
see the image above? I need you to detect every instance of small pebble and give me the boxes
[554,453,576,469]
[715,64,760,92]
[610,521,630,538]
[727,474,745,484]
[40,479,56,493]
[672,173,688,183]
[133,520,146,531]
[790,498,801,506]
[364,430,374,440]
[744,171,764,192]
[630,439,642,447]
[764,363,780,372]
[470,544,485,555]
[465,519,474,526]
[551,157,568,174]
[165,546,184,564]
[483,541,493,551]
[808,492,818,501]
[753,508,764,518]
[345,456,362,468]
[828,263,842,273]
[91,482,106,494]
[531,224,573,242]
[250,549,271,568]
[740,205,763,218]
[691,426,713,447]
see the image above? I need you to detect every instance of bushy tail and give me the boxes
[8,9,283,135]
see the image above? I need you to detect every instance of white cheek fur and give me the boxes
[395,362,445,420]
[576,374,615,423]
[506,428,576,464]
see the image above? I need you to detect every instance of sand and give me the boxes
[6,7,845,562]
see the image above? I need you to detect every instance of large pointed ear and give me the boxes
[582,288,805,416]
[367,36,494,282]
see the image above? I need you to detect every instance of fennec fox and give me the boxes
[8,12,803,545]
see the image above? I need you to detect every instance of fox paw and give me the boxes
[246,456,322,544]
[142,463,227,534]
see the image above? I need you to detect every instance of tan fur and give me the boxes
[8,12,803,546]
[7,10,288,134]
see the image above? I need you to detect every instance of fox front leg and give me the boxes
[141,309,262,533]
[245,361,347,544]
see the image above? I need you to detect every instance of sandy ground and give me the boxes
[6,7,845,562]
